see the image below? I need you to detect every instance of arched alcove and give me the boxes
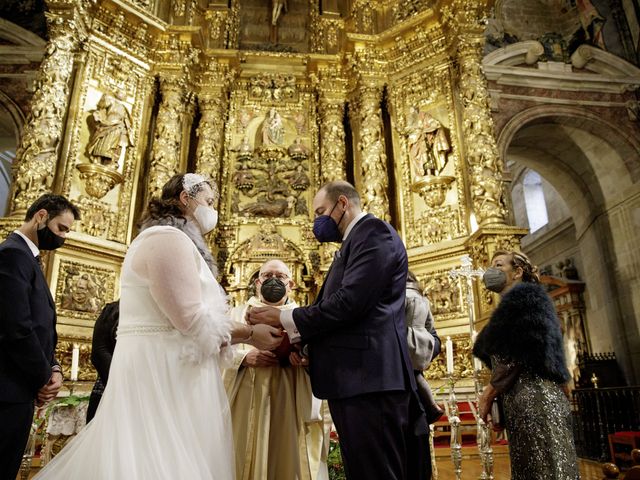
[0,92,23,216]
[499,107,640,383]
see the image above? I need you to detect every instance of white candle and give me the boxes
[473,356,483,372]
[471,330,482,371]
[445,336,454,375]
[71,344,79,382]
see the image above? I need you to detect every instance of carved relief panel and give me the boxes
[60,43,153,243]
[389,67,467,249]
[54,259,118,322]
[216,71,321,294]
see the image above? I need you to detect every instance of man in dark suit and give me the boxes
[0,194,79,479]
[249,181,430,480]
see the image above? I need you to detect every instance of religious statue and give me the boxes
[86,92,133,167]
[62,272,101,313]
[233,163,255,191]
[284,165,310,191]
[272,0,287,26]
[241,195,295,218]
[260,108,285,146]
[406,107,450,177]
[233,136,254,160]
[287,138,310,159]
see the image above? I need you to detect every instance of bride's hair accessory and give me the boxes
[182,173,217,199]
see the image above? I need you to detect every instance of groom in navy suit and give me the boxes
[250,181,430,480]
[0,194,79,479]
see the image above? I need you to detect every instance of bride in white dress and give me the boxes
[34,173,283,479]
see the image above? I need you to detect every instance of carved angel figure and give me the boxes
[87,92,133,167]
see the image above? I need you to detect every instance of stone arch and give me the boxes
[497,105,640,383]
[0,91,25,216]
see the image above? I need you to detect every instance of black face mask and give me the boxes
[260,277,287,303]
[37,223,66,251]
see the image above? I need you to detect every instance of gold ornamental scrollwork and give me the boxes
[9,13,82,215]
[147,75,191,201]
[196,94,228,187]
[354,82,390,221]
[411,175,455,208]
[76,163,124,199]
[318,99,346,182]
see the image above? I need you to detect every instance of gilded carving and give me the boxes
[249,74,297,102]
[56,260,116,320]
[318,99,346,182]
[196,94,227,187]
[147,75,190,200]
[443,1,507,226]
[86,91,133,168]
[423,271,462,317]
[56,341,96,382]
[61,272,102,313]
[206,10,229,48]
[260,108,286,145]
[75,196,115,238]
[354,83,390,221]
[9,16,79,215]
[405,106,450,178]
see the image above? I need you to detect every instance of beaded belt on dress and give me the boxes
[117,325,175,337]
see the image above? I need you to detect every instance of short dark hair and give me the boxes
[321,181,361,207]
[25,194,80,221]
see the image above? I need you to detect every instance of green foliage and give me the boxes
[327,440,346,480]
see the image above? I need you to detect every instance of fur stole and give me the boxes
[473,282,570,385]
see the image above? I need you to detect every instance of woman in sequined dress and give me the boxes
[473,251,580,480]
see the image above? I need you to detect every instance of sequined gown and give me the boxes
[496,356,580,480]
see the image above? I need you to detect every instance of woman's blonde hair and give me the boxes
[492,250,540,283]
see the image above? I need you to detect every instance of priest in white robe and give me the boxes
[223,259,329,480]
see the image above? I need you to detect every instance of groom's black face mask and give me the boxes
[260,277,287,303]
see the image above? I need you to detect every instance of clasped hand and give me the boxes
[246,306,282,327]
[37,371,63,406]
[250,323,284,350]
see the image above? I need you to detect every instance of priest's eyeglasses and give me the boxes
[259,272,290,281]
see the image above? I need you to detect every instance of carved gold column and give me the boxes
[353,81,390,221]
[9,8,83,215]
[448,1,507,226]
[195,93,227,186]
[147,74,190,200]
[319,75,347,182]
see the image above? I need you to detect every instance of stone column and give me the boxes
[456,28,507,225]
[318,98,346,183]
[147,75,189,200]
[354,81,390,221]
[195,93,227,188]
[9,12,82,215]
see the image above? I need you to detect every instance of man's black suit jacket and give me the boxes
[293,214,416,400]
[0,233,57,403]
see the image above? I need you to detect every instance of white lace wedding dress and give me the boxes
[35,226,236,479]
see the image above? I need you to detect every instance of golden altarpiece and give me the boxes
[0,0,529,392]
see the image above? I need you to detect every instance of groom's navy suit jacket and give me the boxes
[0,233,58,403]
[293,214,416,400]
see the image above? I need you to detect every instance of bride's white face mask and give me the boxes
[183,174,219,235]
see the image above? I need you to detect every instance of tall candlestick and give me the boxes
[71,344,79,382]
[446,336,454,375]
